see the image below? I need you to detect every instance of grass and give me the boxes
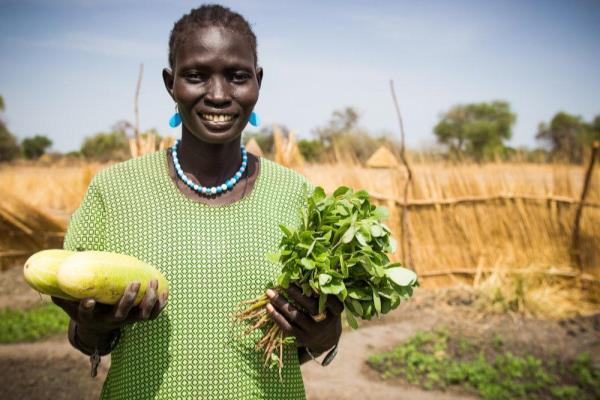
[367,330,600,400]
[0,303,70,343]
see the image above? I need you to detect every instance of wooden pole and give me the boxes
[389,80,415,271]
[571,140,599,270]
[133,63,144,156]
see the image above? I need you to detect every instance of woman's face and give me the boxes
[163,26,263,144]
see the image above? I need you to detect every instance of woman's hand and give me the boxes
[51,279,169,335]
[266,284,342,354]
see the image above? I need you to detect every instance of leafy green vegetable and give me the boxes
[235,185,419,378]
[268,185,418,322]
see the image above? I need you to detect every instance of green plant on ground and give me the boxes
[0,303,69,343]
[367,330,600,400]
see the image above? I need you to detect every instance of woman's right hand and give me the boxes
[51,279,169,334]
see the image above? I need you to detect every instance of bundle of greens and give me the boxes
[234,186,418,375]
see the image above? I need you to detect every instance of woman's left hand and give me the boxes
[266,284,343,354]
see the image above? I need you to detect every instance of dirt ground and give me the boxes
[1,266,598,400]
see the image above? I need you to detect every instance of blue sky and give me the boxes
[1,0,599,152]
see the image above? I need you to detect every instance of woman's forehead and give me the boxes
[175,26,255,68]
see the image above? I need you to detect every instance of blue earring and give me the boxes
[169,105,182,128]
[249,111,260,127]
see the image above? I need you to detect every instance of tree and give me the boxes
[0,95,20,162]
[297,139,325,162]
[311,107,394,163]
[80,125,130,161]
[535,112,591,163]
[313,107,360,148]
[583,114,600,148]
[21,135,52,159]
[434,101,516,161]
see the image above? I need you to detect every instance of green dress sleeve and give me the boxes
[63,177,107,252]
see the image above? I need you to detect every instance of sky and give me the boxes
[0,0,599,153]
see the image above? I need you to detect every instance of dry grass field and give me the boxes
[1,154,599,318]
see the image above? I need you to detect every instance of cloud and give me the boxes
[5,31,164,60]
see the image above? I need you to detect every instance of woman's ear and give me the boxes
[256,67,263,90]
[162,68,175,100]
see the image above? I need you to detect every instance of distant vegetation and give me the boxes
[245,107,393,163]
[20,135,53,160]
[0,95,20,162]
[536,112,600,163]
[0,93,598,163]
[433,101,515,161]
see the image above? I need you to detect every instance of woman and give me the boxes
[51,4,342,399]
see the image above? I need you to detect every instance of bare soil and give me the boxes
[1,266,599,400]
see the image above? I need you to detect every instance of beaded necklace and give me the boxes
[170,139,248,196]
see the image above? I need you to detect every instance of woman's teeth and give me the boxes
[202,113,234,122]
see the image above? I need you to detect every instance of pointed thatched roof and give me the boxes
[366,145,399,168]
[245,137,264,157]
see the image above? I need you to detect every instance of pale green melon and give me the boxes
[23,249,78,300]
[56,250,169,305]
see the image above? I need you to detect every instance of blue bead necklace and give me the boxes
[170,139,248,195]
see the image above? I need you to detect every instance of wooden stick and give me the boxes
[133,63,144,157]
[389,80,415,271]
[571,141,599,270]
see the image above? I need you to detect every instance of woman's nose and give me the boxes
[205,76,231,106]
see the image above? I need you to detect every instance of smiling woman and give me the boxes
[163,23,262,145]
[50,4,341,400]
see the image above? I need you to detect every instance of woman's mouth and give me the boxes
[198,113,237,130]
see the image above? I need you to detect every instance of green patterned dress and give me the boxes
[63,150,312,399]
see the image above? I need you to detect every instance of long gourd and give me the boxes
[57,251,169,305]
[23,249,79,300]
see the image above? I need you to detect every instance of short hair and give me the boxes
[168,4,258,68]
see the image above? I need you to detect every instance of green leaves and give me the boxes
[268,185,418,328]
[341,225,356,243]
[386,267,418,287]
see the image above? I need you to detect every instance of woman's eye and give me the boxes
[185,72,207,82]
[232,72,250,83]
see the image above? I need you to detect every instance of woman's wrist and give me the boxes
[68,319,120,356]
[297,344,327,365]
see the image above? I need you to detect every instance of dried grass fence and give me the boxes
[301,159,600,281]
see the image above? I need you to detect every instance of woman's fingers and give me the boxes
[78,297,96,323]
[266,303,306,342]
[137,279,158,320]
[286,284,344,316]
[266,289,312,331]
[282,285,318,315]
[113,281,140,321]
[149,291,168,320]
